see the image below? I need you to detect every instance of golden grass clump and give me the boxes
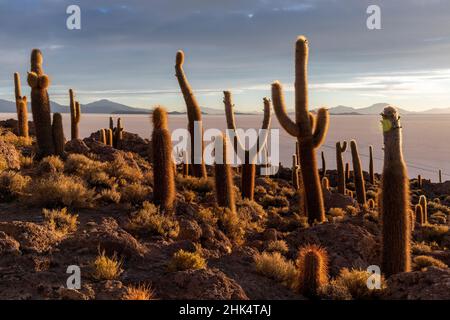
[42,207,78,235]
[295,245,329,297]
[20,155,34,168]
[266,240,289,254]
[0,171,30,201]
[120,182,150,204]
[167,249,206,272]
[99,187,121,204]
[122,283,155,300]
[218,207,245,244]
[254,251,297,286]
[37,155,64,176]
[27,173,95,208]
[176,175,213,193]
[328,207,346,218]
[92,250,123,280]
[0,134,32,147]
[128,201,179,238]
[107,156,143,183]
[413,255,448,271]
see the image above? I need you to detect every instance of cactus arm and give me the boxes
[271,81,299,137]
[75,101,81,123]
[312,108,329,148]
[250,97,272,158]
[14,72,22,100]
[223,91,245,155]
[309,112,316,133]
[295,36,312,136]
[340,141,348,152]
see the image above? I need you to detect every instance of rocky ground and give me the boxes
[1,118,450,300]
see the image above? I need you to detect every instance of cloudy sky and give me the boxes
[0,0,450,111]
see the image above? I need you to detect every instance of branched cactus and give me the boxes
[213,134,236,213]
[336,141,347,194]
[419,195,428,224]
[292,154,299,189]
[175,50,206,178]
[350,140,366,205]
[369,145,374,184]
[52,113,65,158]
[321,151,326,178]
[14,73,29,138]
[415,204,424,226]
[69,89,81,140]
[151,107,176,211]
[380,106,411,276]
[296,244,328,298]
[27,49,55,158]
[272,36,329,224]
[223,91,271,200]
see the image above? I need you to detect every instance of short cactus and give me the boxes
[175,50,206,178]
[109,117,114,131]
[350,140,366,205]
[419,195,428,224]
[106,128,113,147]
[113,118,124,148]
[213,134,236,213]
[151,107,176,211]
[292,154,299,190]
[27,49,55,158]
[345,162,350,181]
[52,113,65,158]
[223,91,271,200]
[99,129,106,144]
[415,204,424,226]
[439,170,442,183]
[272,36,329,224]
[321,177,330,191]
[336,141,347,194]
[69,89,81,140]
[417,175,422,188]
[368,198,376,209]
[13,73,29,138]
[380,106,411,276]
[369,145,374,184]
[296,244,328,298]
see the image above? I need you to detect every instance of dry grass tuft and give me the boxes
[167,249,206,272]
[122,283,155,300]
[413,255,448,271]
[92,250,123,280]
[0,171,30,201]
[254,251,297,286]
[37,156,64,176]
[266,240,289,254]
[42,207,78,235]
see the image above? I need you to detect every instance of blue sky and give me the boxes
[0,0,450,111]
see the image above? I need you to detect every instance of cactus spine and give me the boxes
[175,50,207,178]
[272,36,329,224]
[369,145,375,184]
[14,73,29,138]
[223,91,271,200]
[213,134,236,213]
[52,113,65,158]
[27,49,55,158]
[419,195,428,224]
[296,245,328,298]
[380,106,411,276]
[69,89,81,140]
[336,141,347,195]
[151,107,175,211]
[350,140,366,205]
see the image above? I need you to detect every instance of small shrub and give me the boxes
[345,205,359,216]
[266,240,289,254]
[92,250,123,280]
[218,208,245,244]
[412,242,432,255]
[331,268,386,299]
[421,224,449,243]
[128,201,179,237]
[260,195,289,208]
[0,171,30,201]
[167,249,206,271]
[182,190,196,203]
[413,255,448,271]
[430,211,447,225]
[176,176,213,193]
[28,174,95,208]
[42,207,78,235]
[108,156,143,183]
[37,156,64,176]
[122,284,155,300]
[99,188,121,204]
[120,183,150,204]
[20,155,33,168]
[196,207,218,225]
[328,208,346,218]
[254,251,297,286]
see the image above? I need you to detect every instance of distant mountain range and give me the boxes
[1,99,450,115]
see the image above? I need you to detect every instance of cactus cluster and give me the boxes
[223,91,271,200]
[105,117,124,148]
[380,106,411,276]
[13,73,29,138]
[272,36,329,224]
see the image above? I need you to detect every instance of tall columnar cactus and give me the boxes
[175,50,207,178]
[151,107,176,211]
[69,89,81,140]
[27,49,55,158]
[350,140,366,205]
[336,141,347,195]
[109,117,114,131]
[213,134,236,213]
[369,145,374,184]
[114,118,124,148]
[292,154,299,189]
[182,151,189,177]
[13,73,29,138]
[321,151,326,178]
[380,106,411,276]
[52,113,65,158]
[99,129,106,144]
[272,36,329,224]
[295,141,300,165]
[415,204,424,226]
[223,91,271,200]
[417,175,422,188]
[439,170,442,183]
[419,195,428,224]
[345,162,350,181]
[106,128,113,147]
[296,245,328,298]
